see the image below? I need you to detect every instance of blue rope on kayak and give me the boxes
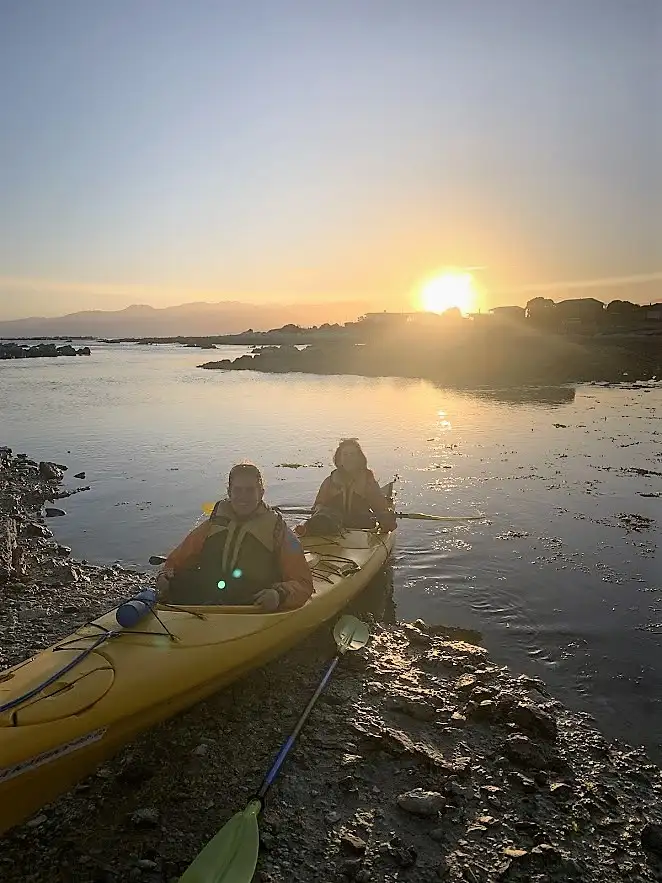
[0,630,118,715]
[0,601,180,717]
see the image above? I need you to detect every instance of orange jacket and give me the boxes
[313,469,397,531]
[161,504,313,610]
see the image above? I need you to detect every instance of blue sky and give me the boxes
[0,0,659,318]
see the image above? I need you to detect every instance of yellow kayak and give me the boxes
[0,528,395,836]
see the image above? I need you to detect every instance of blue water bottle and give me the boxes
[116,588,157,628]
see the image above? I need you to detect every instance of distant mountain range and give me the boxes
[0,300,369,338]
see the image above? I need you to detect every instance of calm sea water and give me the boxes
[1,343,661,759]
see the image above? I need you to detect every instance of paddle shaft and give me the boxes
[269,507,483,522]
[150,509,484,561]
[257,652,341,800]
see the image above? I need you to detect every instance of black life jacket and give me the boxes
[171,501,283,605]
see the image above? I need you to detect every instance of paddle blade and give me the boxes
[179,799,260,883]
[202,502,215,516]
[333,614,370,652]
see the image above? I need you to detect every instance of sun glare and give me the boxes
[420,272,477,315]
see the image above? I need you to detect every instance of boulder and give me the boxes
[397,789,446,816]
[39,461,65,481]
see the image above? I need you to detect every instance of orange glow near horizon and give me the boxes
[418,271,478,315]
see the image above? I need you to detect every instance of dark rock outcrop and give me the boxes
[0,343,91,360]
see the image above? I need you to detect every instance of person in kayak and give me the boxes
[156,463,313,611]
[298,439,397,535]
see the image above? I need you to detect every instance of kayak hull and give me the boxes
[0,528,394,835]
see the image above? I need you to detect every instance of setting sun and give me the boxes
[419,271,477,315]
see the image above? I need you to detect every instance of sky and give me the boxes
[0,0,659,319]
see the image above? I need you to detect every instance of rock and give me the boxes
[19,607,48,621]
[470,686,495,702]
[502,847,528,859]
[192,743,209,757]
[513,674,549,696]
[0,516,17,577]
[341,858,363,879]
[52,562,79,583]
[403,624,432,647]
[504,734,548,770]
[397,789,446,816]
[641,822,662,855]
[341,754,362,767]
[341,832,367,853]
[74,472,86,479]
[444,780,467,799]
[507,771,537,792]
[365,681,385,695]
[466,824,488,835]
[24,522,54,539]
[455,674,478,693]
[39,461,65,481]
[470,699,497,720]
[26,814,48,828]
[549,781,573,800]
[56,545,72,557]
[44,507,66,517]
[507,702,558,741]
[496,691,518,714]
[136,859,158,870]
[326,812,341,825]
[386,837,417,868]
[384,694,437,722]
[130,807,160,828]
[450,712,467,727]
[531,843,562,861]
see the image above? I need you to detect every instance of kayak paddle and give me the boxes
[178,614,370,883]
[200,502,484,521]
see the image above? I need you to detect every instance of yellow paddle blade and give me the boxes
[179,799,260,883]
[202,502,214,515]
[333,614,370,652]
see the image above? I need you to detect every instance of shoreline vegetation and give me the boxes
[1,447,662,881]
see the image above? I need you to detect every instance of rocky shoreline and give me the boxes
[1,449,662,882]
[0,343,91,360]
[200,330,662,386]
